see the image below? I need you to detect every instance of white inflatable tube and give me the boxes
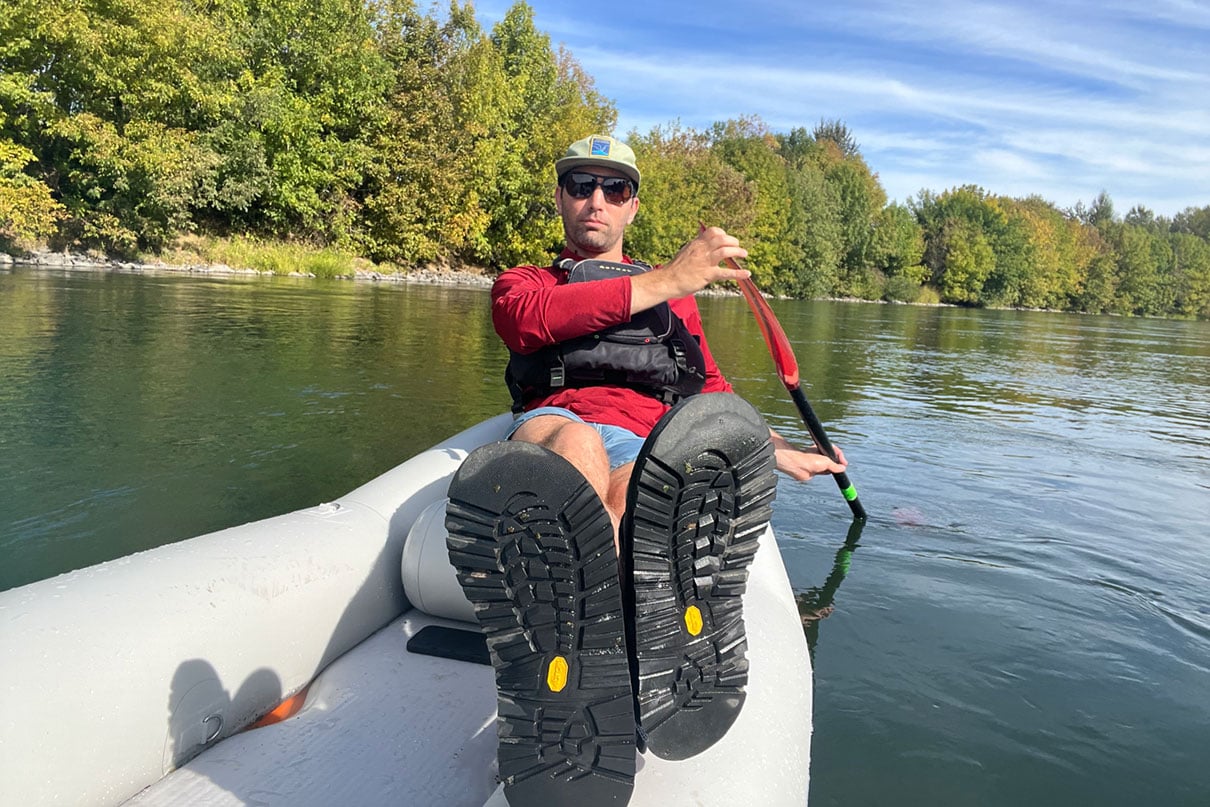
[0,415,512,807]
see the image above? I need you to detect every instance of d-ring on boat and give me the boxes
[0,414,813,806]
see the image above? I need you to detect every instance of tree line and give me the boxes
[2,0,1208,317]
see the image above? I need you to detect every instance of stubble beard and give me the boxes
[565,218,623,257]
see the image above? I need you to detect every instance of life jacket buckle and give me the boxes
[671,340,690,370]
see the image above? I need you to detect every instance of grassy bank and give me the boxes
[6,234,497,288]
[159,235,384,279]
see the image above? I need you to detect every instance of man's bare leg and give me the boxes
[605,463,634,539]
[511,415,633,551]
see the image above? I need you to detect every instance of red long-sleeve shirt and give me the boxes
[491,251,733,436]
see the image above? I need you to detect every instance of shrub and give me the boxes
[0,141,64,249]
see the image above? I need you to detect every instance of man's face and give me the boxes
[555,166,639,258]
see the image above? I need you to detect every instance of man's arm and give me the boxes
[629,227,750,315]
[771,430,849,481]
[495,227,747,351]
[491,265,633,354]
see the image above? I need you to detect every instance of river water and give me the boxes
[2,266,1208,805]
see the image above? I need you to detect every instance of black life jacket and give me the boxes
[505,258,708,413]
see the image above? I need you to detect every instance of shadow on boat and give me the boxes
[146,442,499,805]
[157,469,467,793]
[164,661,284,771]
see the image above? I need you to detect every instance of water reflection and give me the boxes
[0,269,508,590]
[699,297,1210,464]
[796,519,865,664]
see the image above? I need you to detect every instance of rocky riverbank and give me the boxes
[3,248,767,299]
[2,249,496,289]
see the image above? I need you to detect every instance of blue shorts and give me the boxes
[507,406,645,470]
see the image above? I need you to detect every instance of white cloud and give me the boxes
[475,0,1210,215]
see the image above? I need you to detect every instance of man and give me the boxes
[445,135,847,806]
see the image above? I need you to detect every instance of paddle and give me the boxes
[714,238,867,520]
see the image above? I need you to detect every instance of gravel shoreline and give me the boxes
[1,249,796,301]
[1,249,496,289]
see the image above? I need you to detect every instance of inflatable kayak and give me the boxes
[0,413,813,806]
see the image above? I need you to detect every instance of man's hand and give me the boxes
[629,227,749,314]
[771,430,848,482]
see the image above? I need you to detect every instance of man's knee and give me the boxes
[512,415,604,457]
[511,416,613,501]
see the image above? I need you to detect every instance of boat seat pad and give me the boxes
[400,498,478,623]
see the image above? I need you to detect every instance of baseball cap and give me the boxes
[555,135,641,189]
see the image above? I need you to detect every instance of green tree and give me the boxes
[814,140,886,297]
[709,117,790,289]
[1171,205,1210,241]
[869,202,926,301]
[811,118,860,159]
[1073,191,1115,228]
[1,0,394,251]
[1108,222,1164,314]
[478,2,614,268]
[217,0,392,242]
[1,0,238,250]
[626,123,754,266]
[935,219,995,304]
[1168,232,1210,317]
[979,199,1030,308]
[1008,197,1097,310]
[50,114,218,253]
[782,160,843,298]
[0,140,64,248]
[1003,198,1055,308]
[359,1,493,263]
[1124,204,1166,233]
[777,127,844,298]
[913,186,1000,303]
[1077,252,1118,313]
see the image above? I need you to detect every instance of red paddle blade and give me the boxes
[729,260,801,389]
[697,222,800,388]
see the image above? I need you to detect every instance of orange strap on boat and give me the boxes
[245,686,310,730]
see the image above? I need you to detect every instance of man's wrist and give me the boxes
[629,270,676,315]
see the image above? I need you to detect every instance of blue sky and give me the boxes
[473,0,1210,217]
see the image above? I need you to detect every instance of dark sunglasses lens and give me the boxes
[601,178,633,203]
[565,174,597,198]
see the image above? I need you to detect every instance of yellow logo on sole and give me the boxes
[684,605,704,636]
[547,656,568,692]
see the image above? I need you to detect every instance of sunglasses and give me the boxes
[559,172,636,205]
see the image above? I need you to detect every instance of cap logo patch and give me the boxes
[590,137,612,157]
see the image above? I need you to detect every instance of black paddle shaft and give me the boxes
[789,386,867,521]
